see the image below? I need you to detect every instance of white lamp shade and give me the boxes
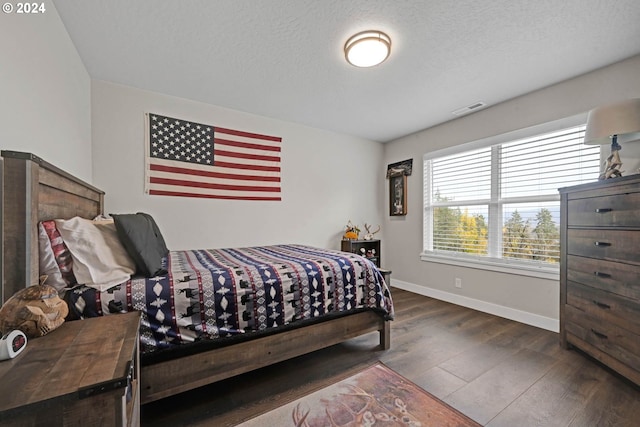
[584,98,640,145]
[344,31,391,68]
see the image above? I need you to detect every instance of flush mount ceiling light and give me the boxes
[344,30,391,68]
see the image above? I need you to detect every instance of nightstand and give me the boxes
[0,311,141,426]
[341,239,381,267]
[378,268,392,285]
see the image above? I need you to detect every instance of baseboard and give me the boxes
[390,279,559,333]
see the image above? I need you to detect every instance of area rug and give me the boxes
[238,363,481,426]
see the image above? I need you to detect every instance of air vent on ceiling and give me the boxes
[452,101,487,116]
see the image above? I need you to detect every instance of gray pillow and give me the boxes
[110,212,168,277]
[138,212,168,256]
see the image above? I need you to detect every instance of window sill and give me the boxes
[420,252,559,280]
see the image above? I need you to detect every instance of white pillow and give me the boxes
[54,217,135,291]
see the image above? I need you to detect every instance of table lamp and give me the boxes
[584,98,640,180]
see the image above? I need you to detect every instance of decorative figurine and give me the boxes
[363,223,381,240]
[343,220,360,240]
[599,139,624,180]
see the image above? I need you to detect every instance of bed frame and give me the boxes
[0,150,390,404]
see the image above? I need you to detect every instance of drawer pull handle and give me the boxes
[593,300,611,310]
[594,271,611,278]
[594,208,612,213]
[591,329,608,340]
[594,241,611,247]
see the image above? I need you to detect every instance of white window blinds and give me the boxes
[424,125,600,273]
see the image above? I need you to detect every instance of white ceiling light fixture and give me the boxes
[344,30,391,68]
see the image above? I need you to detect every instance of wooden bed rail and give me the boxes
[0,151,104,304]
[141,310,390,403]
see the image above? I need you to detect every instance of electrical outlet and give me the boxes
[455,278,462,288]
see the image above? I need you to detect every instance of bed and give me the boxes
[0,150,393,404]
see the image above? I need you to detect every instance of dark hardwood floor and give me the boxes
[141,288,640,426]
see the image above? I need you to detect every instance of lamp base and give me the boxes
[599,140,623,180]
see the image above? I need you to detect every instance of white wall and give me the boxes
[383,54,640,331]
[0,1,92,181]
[91,80,384,251]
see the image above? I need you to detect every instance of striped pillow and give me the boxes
[38,220,77,290]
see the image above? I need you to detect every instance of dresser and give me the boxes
[0,312,141,426]
[559,175,640,386]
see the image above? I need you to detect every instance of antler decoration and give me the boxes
[363,223,381,240]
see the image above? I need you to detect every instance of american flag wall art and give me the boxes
[145,113,282,201]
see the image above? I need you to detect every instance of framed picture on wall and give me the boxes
[389,174,407,216]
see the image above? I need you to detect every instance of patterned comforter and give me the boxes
[65,244,394,354]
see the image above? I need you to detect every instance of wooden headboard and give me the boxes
[0,151,105,304]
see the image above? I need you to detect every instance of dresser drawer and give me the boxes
[567,229,640,265]
[567,192,640,227]
[567,281,640,336]
[567,255,640,301]
[565,305,640,371]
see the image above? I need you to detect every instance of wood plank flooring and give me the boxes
[141,288,640,426]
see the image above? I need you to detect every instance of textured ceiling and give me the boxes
[52,0,640,143]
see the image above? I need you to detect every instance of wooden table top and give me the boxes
[0,312,140,414]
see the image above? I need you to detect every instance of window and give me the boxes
[423,125,600,278]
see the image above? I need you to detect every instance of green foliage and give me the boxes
[503,210,532,259]
[433,205,559,263]
[433,207,487,254]
[532,208,560,262]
